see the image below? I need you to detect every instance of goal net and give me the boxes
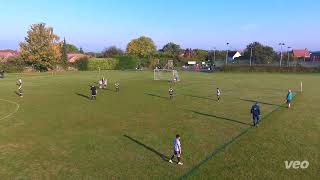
[154,69,180,81]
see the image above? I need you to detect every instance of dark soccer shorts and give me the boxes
[173,150,181,157]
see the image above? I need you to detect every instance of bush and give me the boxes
[74,58,119,71]
[74,57,89,71]
[115,56,138,70]
[0,60,24,73]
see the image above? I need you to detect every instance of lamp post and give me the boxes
[287,46,291,67]
[249,44,253,66]
[279,43,285,67]
[225,42,230,66]
[213,47,216,63]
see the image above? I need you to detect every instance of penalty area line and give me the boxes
[179,93,300,179]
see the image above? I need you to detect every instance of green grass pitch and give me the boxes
[0,71,319,179]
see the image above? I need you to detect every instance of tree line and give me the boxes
[16,23,283,71]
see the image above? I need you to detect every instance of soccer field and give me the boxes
[0,71,319,179]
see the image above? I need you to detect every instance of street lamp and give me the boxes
[225,42,230,65]
[249,44,253,66]
[213,47,216,63]
[279,43,285,67]
[287,46,291,67]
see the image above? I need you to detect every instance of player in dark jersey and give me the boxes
[0,70,4,79]
[251,102,261,127]
[90,85,97,100]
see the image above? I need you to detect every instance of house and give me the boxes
[227,51,241,61]
[67,53,88,63]
[0,50,19,62]
[310,52,320,61]
[180,48,193,58]
[292,49,310,59]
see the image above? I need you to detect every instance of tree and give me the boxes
[19,23,61,71]
[207,50,227,62]
[126,36,156,57]
[161,42,181,56]
[193,49,208,60]
[66,44,79,53]
[61,38,68,65]
[244,42,277,64]
[103,46,123,58]
[79,47,84,54]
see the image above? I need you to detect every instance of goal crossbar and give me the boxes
[154,69,180,81]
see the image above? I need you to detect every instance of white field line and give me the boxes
[0,99,20,121]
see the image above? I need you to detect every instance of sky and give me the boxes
[0,0,319,52]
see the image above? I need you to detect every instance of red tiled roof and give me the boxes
[292,49,310,58]
[67,53,87,62]
[0,50,19,58]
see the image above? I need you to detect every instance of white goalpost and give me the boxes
[154,69,180,81]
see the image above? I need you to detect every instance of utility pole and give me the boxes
[213,47,216,63]
[249,45,253,66]
[279,43,285,67]
[287,46,291,67]
[225,42,230,66]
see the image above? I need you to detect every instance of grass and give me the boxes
[0,71,319,179]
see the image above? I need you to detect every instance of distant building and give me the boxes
[292,49,310,59]
[227,51,241,61]
[181,48,193,58]
[67,53,88,63]
[310,52,320,61]
[0,50,18,62]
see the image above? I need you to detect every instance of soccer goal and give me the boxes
[154,69,180,81]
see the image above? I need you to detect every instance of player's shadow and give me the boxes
[123,135,171,162]
[75,93,90,100]
[187,109,251,126]
[105,88,116,92]
[239,98,283,107]
[144,93,168,99]
[183,94,217,101]
[14,91,20,96]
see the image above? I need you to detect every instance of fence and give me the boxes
[213,59,320,68]
[180,59,320,72]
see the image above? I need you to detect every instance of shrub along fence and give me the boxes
[0,61,24,73]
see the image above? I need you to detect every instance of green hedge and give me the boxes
[88,58,119,70]
[75,58,119,71]
[115,56,138,70]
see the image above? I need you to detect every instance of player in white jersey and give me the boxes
[169,87,174,99]
[98,80,103,89]
[102,77,108,89]
[216,88,221,101]
[115,82,120,92]
[17,78,23,97]
[169,134,183,165]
